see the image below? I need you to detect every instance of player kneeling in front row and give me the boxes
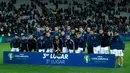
[10,34,21,52]
[52,35,62,55]
[110,31,125,68]
[65,35,75,53]
[37,35,46,52]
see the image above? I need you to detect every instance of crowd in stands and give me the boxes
[0,0,130,36]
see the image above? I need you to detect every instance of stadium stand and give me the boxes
[0,0,130,36]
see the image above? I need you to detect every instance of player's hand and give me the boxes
[122,50,124,53]
[82,51,86,54]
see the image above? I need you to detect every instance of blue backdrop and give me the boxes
[4,52,115,68]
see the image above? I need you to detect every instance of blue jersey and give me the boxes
[84,32,90,43]
[65,30,71,35]
[10,38,21,48]
[75,37,85,50]
[93,34,101,47]
[65,39,75,50]
[60,35,66,47]
[45,36,53,49]
[20,39,28,49]
[51,31,61,37]
[33,31,43,40]
[37,39,46,49]
[110,35,125,50]
[87,34,101,47]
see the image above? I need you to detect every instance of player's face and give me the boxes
[107,31,111,36]
[66,36,70,40]
[46,27,49,31]
[61,31,65,36]
[15,36,18,39]
[99,30,103,34]
[29,35,33,39]
[22,36,25,40]
[114,32,119,36]
[77,34,80,38]
[40,36,44,40]
[37,28,40,32]
[67,26,71,31]
[55,36,59,40]
[55,27,59,32]
[90,31,94,35]
[87,27,91,32]
[71,30,75,34]
[46,32,50,37]
[79,28,83,32]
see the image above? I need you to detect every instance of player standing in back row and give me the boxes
[99,29,111,54]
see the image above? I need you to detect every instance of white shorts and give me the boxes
[62,47,68,53]
[75,47,83,53]
[100,47,109,54]
[38,49,45,52]
[69,49,74,53]
[46,48,53,53]
[11,48,19,52]
[93,46,101,54]
[110,49,124,56]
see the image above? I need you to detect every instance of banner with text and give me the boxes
[4,52,115,68]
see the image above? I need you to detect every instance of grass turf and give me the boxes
[0,42,130,73]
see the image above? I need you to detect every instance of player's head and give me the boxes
[86,27,91,33]
[14,35,18,39]
[29,35,33,39]
[107,31,111,36]
[66,35,70,40]
[55,35,59,40]
[61,31,65,36]
[76,33,81,38]
[46,32,50,37]
[37,28,40,32]
[71,29,75,34]
[45,26,49,31]
[14,33,18,39]
[99,29,104,34]
[114,31,119,36]
[21,34,25,40]
[79,26,83,33]
[90,30,94,35]
[40,35,44,40]
[54,26,59,32]
[67,25,71,31]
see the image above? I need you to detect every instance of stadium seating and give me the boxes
[0,0,130,36]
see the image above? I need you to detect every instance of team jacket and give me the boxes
[99,33,111,47]
[65,39,75,50]
[45,36,53,49]
[37,39,46,49]
[10,38,21,48]
[110,35,125,50]
[20,39,28,49]
[52,38,62,51]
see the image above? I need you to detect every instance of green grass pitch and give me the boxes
[0,42,130,73]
